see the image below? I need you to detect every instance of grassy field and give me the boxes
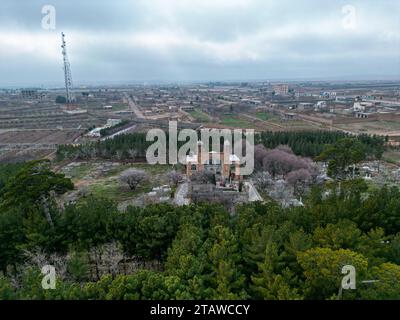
[377,121,400,130]
[219,115,255,128]
[64,163,96,180]
[281,120,322,130]
[188,108,211,122]
[336,120,400,134]
[131,163,174,174]
[62,161,174,203]
[255,112,273,121]
[383,150,400,165]
[87,178,151,202]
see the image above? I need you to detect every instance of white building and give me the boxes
[353,101,374,112]
[87,128,102,138]
[106,119,122,127]
[315,101,328,110]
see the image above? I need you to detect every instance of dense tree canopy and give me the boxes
[256,131,385,159]
[57,130,386,162]
[317,138,366,179]
[0,159,399,300]
[0,120,397,302]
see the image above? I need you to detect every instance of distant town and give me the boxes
[2,80,400,157]
[1,79,400,209]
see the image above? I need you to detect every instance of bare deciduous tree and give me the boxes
[275,144,294,155]
[127,149,138,162]
[254,144,269,170]
[115,150,123,161]
[119,168,148,190]
[270,179,291,201]
[253,171,273,191]
[286,168,312,196]
[98,242,125,278]
[262,147,311,178]
[23,248,69,281]
[167,170,183,187]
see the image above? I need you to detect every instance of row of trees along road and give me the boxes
[56,130,386,162]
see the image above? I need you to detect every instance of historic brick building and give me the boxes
[186,141,242,181]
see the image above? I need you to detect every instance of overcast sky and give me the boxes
[1,0,399,87]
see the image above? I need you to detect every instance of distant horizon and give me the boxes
[2,77,400,90]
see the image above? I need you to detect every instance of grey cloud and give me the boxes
[0,0,399,86]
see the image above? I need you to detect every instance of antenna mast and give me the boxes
[61,32,74,104]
